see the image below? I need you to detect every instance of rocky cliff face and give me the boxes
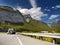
[0,6,25,24]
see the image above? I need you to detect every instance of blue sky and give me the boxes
[0,0,60,23]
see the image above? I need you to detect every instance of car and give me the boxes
[7,28,16,34]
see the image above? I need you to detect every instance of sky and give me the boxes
[0,0,60,23]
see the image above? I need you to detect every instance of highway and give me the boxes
[0,34,54,45]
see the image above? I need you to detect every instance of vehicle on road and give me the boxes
[7,28,16,34]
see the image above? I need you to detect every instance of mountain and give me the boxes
[0,6,51,32]
[0,6,25,24]
[51,20,60,33]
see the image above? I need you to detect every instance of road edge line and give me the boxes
[16,35,23,45]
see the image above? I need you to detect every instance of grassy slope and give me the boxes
[0,19,51,32]
[21,19,51,32]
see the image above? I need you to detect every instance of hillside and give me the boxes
[0,19,51,32]
[20,19,51,32]
[0,6,51,32]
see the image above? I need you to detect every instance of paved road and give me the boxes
[0,34,20,45]
[0,34,55,45]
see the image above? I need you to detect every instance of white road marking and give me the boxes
[16,35,23,45]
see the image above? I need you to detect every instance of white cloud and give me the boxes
[49,15,60,19]
[56,5,60,8]
[52,6,55,9]
[52,6,57,9]
[19,8,29,14]
[29,8,47,20]
[52,5,60,9]
[29,0,37,8]
[44,9,51,11]
[16,0,47,20]
[17,7,47,20]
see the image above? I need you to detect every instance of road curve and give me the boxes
[0,34,54,45]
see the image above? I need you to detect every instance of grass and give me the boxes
[55,39,60,44]
[42,37,53,42]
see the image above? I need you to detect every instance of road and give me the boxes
[0,34,55,45]
[0,34,20,45]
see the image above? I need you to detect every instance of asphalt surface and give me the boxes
[0,34,20,45]
[0,34,56,45]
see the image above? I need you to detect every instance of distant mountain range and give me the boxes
[51,20,60,32]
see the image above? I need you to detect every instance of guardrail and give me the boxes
[21,33,60,44]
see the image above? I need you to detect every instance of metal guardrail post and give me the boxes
[40,36,43,40]
[53,38,56,45]
[34,36,36,38]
